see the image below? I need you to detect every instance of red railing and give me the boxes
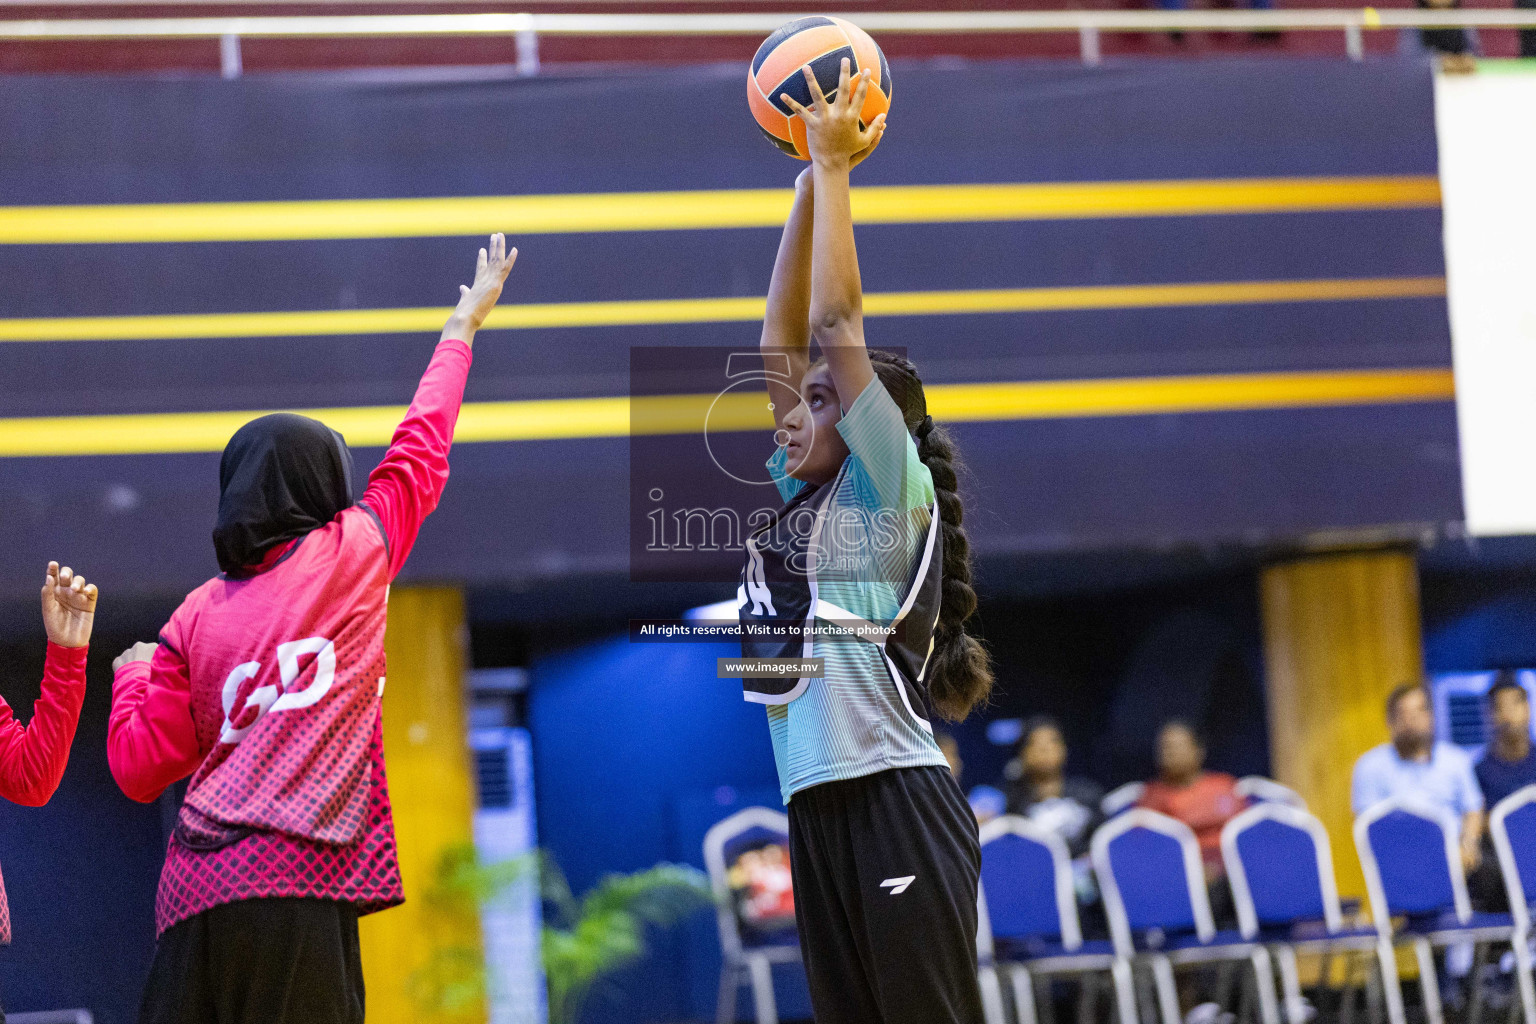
[1,4,1532,73]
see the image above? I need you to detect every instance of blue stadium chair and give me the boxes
[1356,798,1517,1024]
[1092,809,1282,1024]
[1487,785,1536,1024]
[979,815,1135,1024]
[1222,803,1405,1024]
[976,881,1016,1024]
[703,807,802,1024]
[1234,776,1307,810]
[1100,782,1146,819]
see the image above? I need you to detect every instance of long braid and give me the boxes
[866,349,994,721]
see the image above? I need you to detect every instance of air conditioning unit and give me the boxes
[469,670,545,1024]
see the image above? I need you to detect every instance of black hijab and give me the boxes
[213,413,356,576]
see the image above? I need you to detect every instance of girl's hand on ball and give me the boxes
[850,118,887,169]
[781,58,886,169]
[795,129,879,191]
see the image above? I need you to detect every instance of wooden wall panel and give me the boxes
[359,585,484,1023]
[1259,548,1424,899]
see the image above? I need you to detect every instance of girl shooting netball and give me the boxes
[737,56,993,1024]
[106,234,516,1024]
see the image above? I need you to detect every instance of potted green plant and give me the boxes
[411,844,713,1024]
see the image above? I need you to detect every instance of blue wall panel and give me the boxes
[525,635,800,1022]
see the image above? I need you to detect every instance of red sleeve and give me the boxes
[1182,774,1244,832]
[1137,782,1171,815]
[0,642,88,807]
[1212,773,1249,816]
[107,641,202,804]
[361,338,473,580]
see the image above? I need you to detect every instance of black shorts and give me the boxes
[788,765,986,1024]
[138,898,364,1024]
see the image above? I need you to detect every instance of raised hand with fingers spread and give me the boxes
[442,231,518,347]
[41,561,98,649]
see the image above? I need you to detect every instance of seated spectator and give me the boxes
[1470,675,1536,910]
[937,731,1004,823]
[1141,720,1246,1009]
[1006,717,1106,930]
[1351,683,1484,875]
[1005,717,1104,859]
[1139,720,1247,883]
[1477,674,1536,807]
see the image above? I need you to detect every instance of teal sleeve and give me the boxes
[835,376,934,513]
[766,445,805,503]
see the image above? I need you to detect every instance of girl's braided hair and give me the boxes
[857,348,994,721]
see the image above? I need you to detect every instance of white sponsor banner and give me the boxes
[1437,65,1536,536]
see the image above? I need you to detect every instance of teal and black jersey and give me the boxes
[737,376,950,804]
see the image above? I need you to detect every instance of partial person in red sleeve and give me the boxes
[1137,719,1248,920]
[0,561,98,1019]
[108,234,516,1024]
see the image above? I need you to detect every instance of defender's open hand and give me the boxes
[41,562,97,649]
[442,232,518,347]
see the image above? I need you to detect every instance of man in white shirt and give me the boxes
[1352,683,1485,873]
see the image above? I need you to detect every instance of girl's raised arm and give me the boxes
[0,563,97,807]
[781,60,887,411]
[760,170,815,433]
[361,234,516,579]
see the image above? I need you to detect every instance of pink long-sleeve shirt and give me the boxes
[0,641,88,943]
[108,338,471,935]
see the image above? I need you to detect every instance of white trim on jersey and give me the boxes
[890,498,942,631]
[813,498,941,733]
[884,647,934,735]
[882,498,941,731]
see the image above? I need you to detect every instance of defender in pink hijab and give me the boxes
[109,234,516,1024]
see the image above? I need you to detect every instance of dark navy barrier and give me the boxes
[0,58,1457,600]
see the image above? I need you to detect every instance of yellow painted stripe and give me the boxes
[928,367,1456,422]
[0,367,1456,458]
[0,176,1442,244]
[0,276,1448,344]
